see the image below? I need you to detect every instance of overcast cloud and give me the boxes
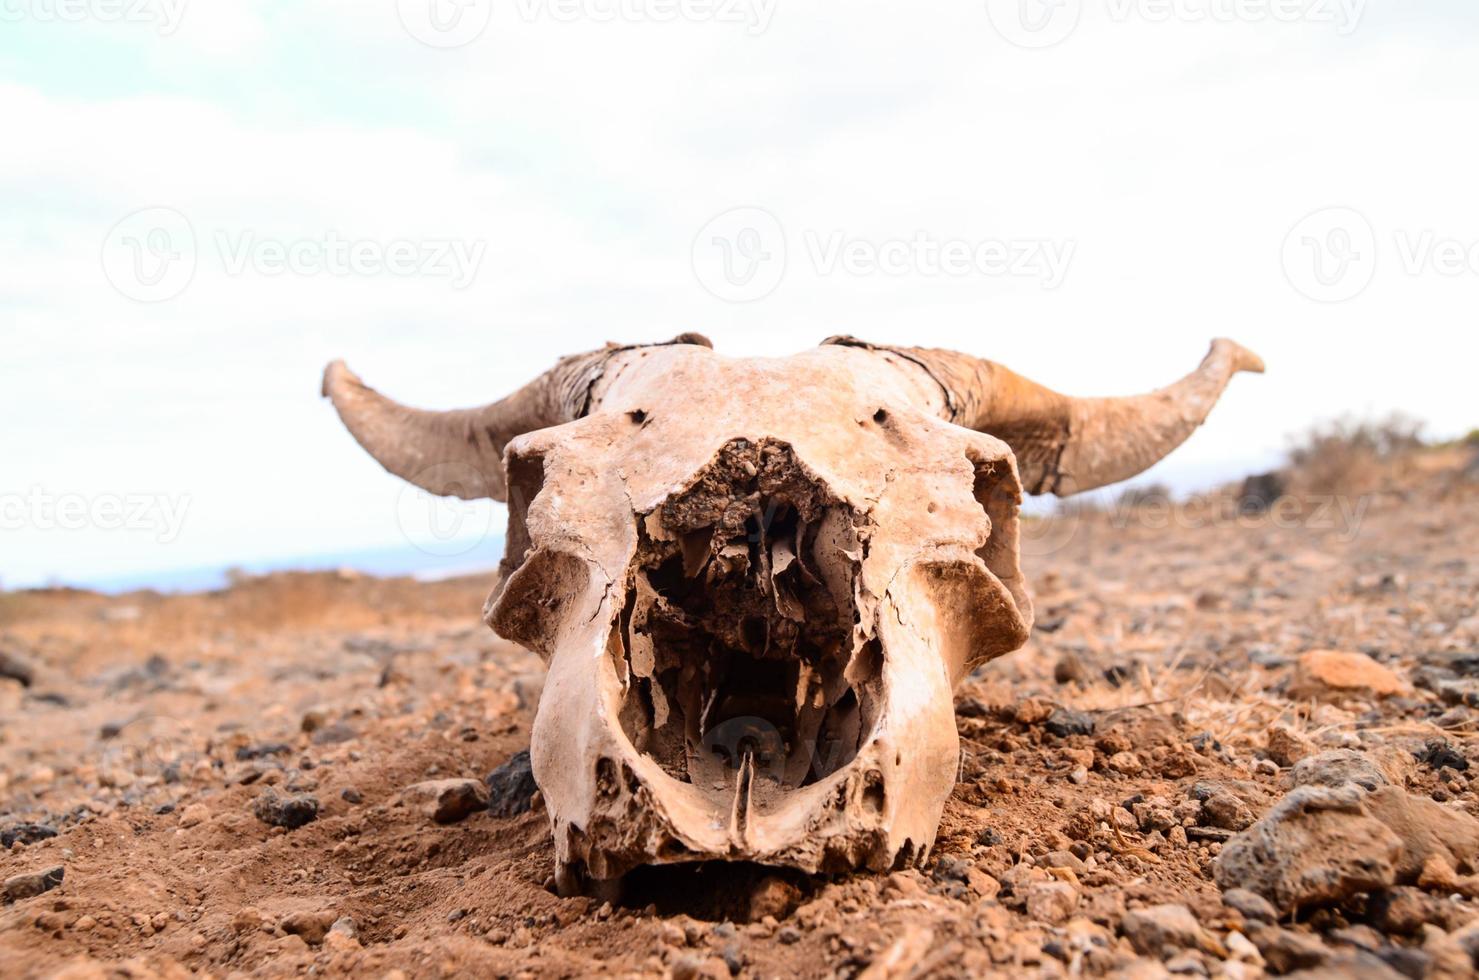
[2,0,1476,588]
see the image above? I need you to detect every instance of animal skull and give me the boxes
[324,334,1262,892]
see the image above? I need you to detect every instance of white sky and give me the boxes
[2,1,1477,588]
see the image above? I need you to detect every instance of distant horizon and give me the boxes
[5,449,1291,594]
[6,1,1479,597]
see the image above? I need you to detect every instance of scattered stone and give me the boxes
[1288,750,1391,793]
[1238,472,1285,513]
[341,786,363,804]
[300,708,328,733]
[1201,791,1256,831]
[252,791,320,830]
[747,875,800,922]
[178,804,210,828]
[486,750,538,818]
[1328,924,1385,953]
[3,866,64,903]
[1224,930,1262,964]
[310,721,357,746]
[1368,887,1467,935]
[325,916,359,951]
[280,909,337,945]
[1,823,57,848]
[931,855,971,883]
[1039,850,1087,873]
[1285,951,1407,979]
[1213,785,1400,913]
[1106,751,1143,775]
[1289,649,1408,701]
[235,742,292,761]
[1415,738,1469,773]
[1013,698,1053,725]
[401,778,488,824]
[1248,926,1330,973]
[1044,708,1095,738]
[1053,653,1084,684]
[1221,888,1277,923]
[1361,784,1479,881]
[668,954,732,980]
[1120,904,1215,957]
[1025,881,1079,924]
[0,648,35,687]
[1376,947,1434,979]
[231,908,263,933]
[1265,726,1314,767]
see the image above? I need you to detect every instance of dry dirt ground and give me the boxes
[3,450,1479,979]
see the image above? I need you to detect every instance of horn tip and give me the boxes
[670,332,713,349]
[322,359,355,399]
[1211,338,1265,375]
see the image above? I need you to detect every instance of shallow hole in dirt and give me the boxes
[614,861,814,921]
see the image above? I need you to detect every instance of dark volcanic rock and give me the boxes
[486,750,538,818]
[1044,708,1095,738]
[0,648,36,687]
[1,823,58,848]
[3,866,64,903]
[310,721,357,745]
[1415,738,1469,773]
[252,790,320,829]
[1213,785,1400,913]
[236,742,293,761]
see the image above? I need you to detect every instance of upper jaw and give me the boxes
[534,585,964,891]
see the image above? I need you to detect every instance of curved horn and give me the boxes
[836,337,1264,496]
[323,335,714,501]
[322,353,601,501]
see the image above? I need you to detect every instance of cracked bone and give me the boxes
[324,334,1262,892]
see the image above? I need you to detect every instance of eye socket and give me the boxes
[486,548,590,658]
[872,408,888,424]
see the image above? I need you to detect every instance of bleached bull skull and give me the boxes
[324,335,1261,892]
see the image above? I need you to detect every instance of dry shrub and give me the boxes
[1284,413,1426,495]
[1114,483,1173,509]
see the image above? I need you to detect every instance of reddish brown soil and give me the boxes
[2,455,1477,978]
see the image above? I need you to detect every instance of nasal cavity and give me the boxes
[611,438,884,805]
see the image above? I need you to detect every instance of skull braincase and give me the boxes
[324,334,1262,890]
